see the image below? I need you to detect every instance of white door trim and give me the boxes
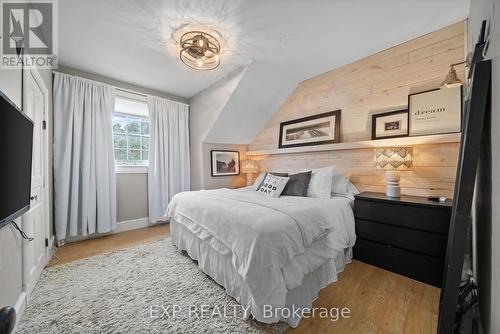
[21,67,51,306]
[24,67,51,264]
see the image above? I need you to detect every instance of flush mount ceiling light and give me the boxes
[180,31,220,71]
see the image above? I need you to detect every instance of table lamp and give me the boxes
[375,146,413,197]
[241,160,260,186]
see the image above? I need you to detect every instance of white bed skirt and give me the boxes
[170,219,352,328]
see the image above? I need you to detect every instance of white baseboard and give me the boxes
[46,235,55,263]
[59,217,166,244]
[113,217,150,233]
[14,291,26,314]
[13,291,26,331]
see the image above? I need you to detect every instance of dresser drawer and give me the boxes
[354,200,451,234]
[354,238,444,287]
[355,219,448,258]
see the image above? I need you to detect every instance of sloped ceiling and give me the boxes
[59,0,470,143]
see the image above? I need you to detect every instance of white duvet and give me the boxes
[166,188,356,314]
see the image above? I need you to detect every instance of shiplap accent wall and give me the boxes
[249,21,466,197]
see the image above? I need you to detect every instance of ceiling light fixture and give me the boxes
[179,31,220,71]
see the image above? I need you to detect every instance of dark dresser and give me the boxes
[353,191,452,287]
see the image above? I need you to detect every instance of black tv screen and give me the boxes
[0,90,34,227]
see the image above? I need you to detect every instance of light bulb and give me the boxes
[198,39,204,47]
[197,59,203,67]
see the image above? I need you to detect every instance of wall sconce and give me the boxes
[442,60,469,88]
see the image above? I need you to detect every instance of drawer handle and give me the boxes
[30,195,38,201]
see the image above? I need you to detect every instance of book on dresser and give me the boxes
[353,191,452,287]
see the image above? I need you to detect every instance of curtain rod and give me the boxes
[115,87,147,98]
[52,70,190,106]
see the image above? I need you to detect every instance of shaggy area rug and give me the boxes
[17,238,288,334]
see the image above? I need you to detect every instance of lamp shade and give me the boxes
[241,160,259,174]
[442,67,463,88]
[375,147,413,171]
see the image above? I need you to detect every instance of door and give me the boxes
[22,68,49,299]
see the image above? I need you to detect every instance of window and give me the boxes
[112,93,149,166]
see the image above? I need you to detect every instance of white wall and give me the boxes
[204,61,299,145]
[0,225,23,309]
[57,66,189,104]
[116,173,148,221]
[202,143,248,190]
[189,67,247,190]
[468,0,500,333]
[0,67,53,314]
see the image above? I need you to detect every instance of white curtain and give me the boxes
[148,96,190,223]
[53,72,116,241]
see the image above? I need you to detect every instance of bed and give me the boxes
[166,185,356,328]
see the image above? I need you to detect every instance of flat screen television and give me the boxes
[0,90,34,228]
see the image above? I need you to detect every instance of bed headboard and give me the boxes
[250,142,458,198]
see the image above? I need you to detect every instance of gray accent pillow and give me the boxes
[282,171,312,196]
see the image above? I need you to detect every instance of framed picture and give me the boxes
[408,86,462,136]
[371,109,409,140]
[278,110,341,148]
[211,150,240,177]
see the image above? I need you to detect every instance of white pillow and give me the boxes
[257,174,289,198]
[252,172,267,190]
[331,173,349,195]
[332,181,360,202]
[306,166,334,199]
[346,181,360,197]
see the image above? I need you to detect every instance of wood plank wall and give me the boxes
[249,21,466,198]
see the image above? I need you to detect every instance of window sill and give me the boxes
[115,165,148,174]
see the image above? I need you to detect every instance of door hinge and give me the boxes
[42,120,46,130]
[45,238,49,247]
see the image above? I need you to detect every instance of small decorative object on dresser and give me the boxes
[408,86,462,136]
[241,160,259,186]
[278,110,341,148]
[353,192,452,287]
[211,150,240,176]
[371,109,409,140]
[374,146,413,198]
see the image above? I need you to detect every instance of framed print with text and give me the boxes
[408,86,462,136]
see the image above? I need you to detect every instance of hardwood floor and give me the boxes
[287,261,440,334]
[49,225,439,333]
[49,224,170,266]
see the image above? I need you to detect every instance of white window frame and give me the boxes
[115,165,148,174]
[113,89,150,173]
